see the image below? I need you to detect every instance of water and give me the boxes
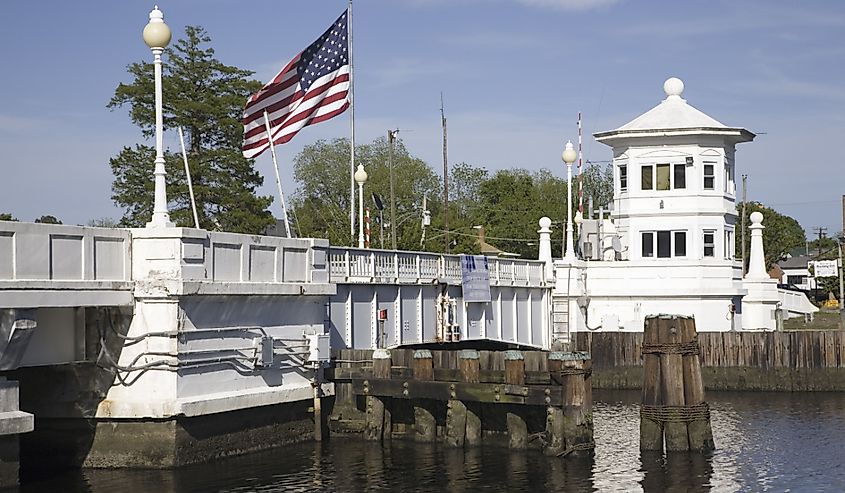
[17,390,845,492]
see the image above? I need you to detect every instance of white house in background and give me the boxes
[776,255,817,291]
[546,77,805,336]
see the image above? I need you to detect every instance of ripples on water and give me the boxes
[18,391,845,492]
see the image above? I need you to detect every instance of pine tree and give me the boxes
[108,26,273,233]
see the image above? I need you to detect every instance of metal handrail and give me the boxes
[328,247,546,287]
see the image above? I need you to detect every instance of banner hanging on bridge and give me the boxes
[461,255,491,303]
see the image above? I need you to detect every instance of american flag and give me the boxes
[242,10,350,159]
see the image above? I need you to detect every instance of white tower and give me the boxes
[594,77,754,264]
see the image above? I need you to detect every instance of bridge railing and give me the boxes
[328,247,547,287]
[0,221,131,283]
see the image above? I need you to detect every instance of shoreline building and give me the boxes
[548,78,808,338]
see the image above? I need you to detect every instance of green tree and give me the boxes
[736,201,806,268]
[0,213,17,222]
[292,137,441,249]
[34,215,62,224]
[108,26,273,233]
[88,217,119,228]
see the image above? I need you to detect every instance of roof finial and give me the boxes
[663,77,684,98]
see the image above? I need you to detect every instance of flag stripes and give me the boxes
[242,10,350,159]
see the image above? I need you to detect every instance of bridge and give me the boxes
[0,220,553,476]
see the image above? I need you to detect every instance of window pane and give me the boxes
[642,232,653,257]
[620,166,627,191]
[657,231,671,258]
[704,231,715,257]
[704,164,714,190]
[656,164,670,190]
[674,164,686,189]
[674,231,686,256]
[641,166,653,190]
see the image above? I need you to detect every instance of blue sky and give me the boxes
[1,0,843,237]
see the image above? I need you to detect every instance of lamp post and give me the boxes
[143,6,173,228]
[354,164,368,248]
[562,141,578,259]
[388,129,398,250]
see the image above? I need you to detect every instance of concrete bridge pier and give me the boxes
[0,378,33,488]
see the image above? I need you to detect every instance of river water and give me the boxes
[17,390,845,492]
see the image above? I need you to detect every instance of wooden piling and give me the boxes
[659,317,689,451]
[505,351,528,449]
[640,317,664,451]
[365,349,391,441]
[544,352,566,456]
[680,317,715,452]
[459,350,482,446]
[412,350,436,443]
[641,315,715,453]
[561,351,592,456]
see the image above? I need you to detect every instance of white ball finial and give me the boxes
[143,5,171,49]
[663,77,684,98]
[561,140,577,164]
[750,211,763,225]
[354,164,368,184]
[539,217,552,229]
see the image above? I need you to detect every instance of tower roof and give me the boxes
[594,77,754,145]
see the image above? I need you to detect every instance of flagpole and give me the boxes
[348,0,356,246]
[177,126,200,229]
[263,111,292,238]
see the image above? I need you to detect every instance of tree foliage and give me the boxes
[292,138,441,249]
[108,26,273,233]
[0,213,17,222]
[34,215,62,224]
[736,201,806,268]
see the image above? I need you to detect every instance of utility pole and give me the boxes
[741,174,747,276]
[813,226,828,258]
[387,129,398,250]
[441,92,450,253]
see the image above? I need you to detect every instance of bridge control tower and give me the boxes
[594,77,755,263]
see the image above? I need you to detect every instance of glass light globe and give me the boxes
[143,6,171,49]
[561,141,577,164]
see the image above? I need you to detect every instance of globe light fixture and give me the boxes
[354,165,368,248]
[144,6,173,227]
[562,141,577,259]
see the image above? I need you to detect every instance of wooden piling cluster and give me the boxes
[329,348,594,457]
[640,315,714,452]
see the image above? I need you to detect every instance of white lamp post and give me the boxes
[562,141,578,259]
[354,164,368,248]
[143,6,173,228]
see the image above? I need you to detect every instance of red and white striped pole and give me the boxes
[577,112,584,216]
[364,207,371,249]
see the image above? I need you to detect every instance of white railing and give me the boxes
[778,288,819,319]
[329,247,546,287]
[0,221,132,283]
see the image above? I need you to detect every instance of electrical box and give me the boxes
[306,334,330,363]
[377,309,388,321]
[257,336,274,368]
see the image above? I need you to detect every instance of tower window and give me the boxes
[703,163,715,190]
[674,164,686,189]
[703,230,715,257]
[641,165,653,190]
[620,165,628,192]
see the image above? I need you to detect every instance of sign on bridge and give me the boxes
[461,255,491,303]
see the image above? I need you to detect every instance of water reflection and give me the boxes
[17,390,845,493]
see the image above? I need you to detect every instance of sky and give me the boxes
[1,0,843,237]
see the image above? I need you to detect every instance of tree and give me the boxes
[108,26,273,233]
[736,202,806,268]
[292,137,441,249]
[88,217,119,228]
[34,215,62,224]
[0,213,17,222]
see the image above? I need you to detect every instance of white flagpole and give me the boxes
[263,111,292,238]
[177,126,200,229]
[348,0,356,245]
